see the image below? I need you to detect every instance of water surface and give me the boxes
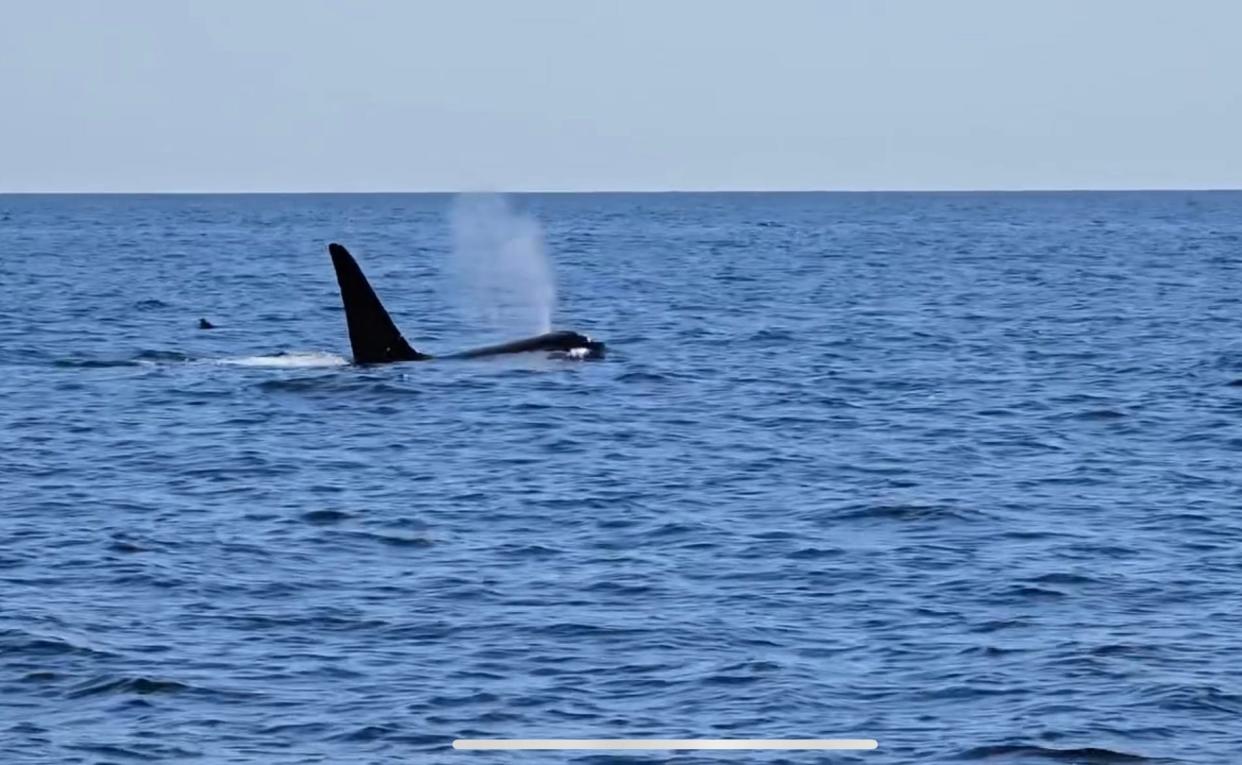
[2,192,1241,764]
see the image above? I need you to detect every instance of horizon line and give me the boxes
[1,186,1241,196]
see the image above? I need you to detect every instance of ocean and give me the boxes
[2,192,1240,764]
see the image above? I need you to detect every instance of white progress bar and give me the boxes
[453,739,878,751]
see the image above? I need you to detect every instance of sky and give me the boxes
[1,0,1240,192]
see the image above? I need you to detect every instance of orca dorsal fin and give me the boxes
[327,243,429,364]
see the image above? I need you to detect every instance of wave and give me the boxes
[66,675,194,698]
[52,358,145,368]
[254,376,417,396]
[217,351,348,368]
[334,529,434,548]
[134,350,193,362]
[834,502,985,524]
[51,349,190,367]
[957,744,1155,763]
[52,349,347,368]
[300,509,354,525]
[0,629,117,659]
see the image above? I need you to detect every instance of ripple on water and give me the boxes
[954,744,1157,763]
[0,630,118,660]
[65,675,195,698]
[299,509,353,525]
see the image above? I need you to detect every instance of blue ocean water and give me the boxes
[2,192,1241,764]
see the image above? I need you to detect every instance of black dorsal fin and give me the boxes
[327,243,429,364]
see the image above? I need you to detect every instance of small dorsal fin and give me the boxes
[327,243,429,364]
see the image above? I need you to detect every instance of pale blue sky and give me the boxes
[2,0,1240,192]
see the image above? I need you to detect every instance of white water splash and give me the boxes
[217,352,349,368]
[449,193,555,337]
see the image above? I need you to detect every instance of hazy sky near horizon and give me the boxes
[2,0,1240,192]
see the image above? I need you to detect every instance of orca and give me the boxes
[327,242,605,365]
